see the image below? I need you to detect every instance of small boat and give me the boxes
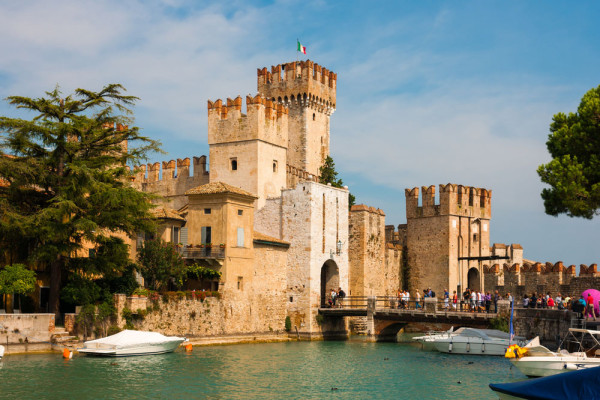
[508,329,600,377]
[489,365,600,400]
[430,328,525,355]
[0,345,4,360]
[78,330,186,357]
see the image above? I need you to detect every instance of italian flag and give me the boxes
[297,40,306,54]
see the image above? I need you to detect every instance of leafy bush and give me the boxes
[0,264,36,296]
[61,275,102,306]
[185,264,222,281]
[137,239,185,290]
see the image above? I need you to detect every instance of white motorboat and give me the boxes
[0,345,4,359]
[78,330,186,357]
[431,327,525,355]
[509,329,600,377]
[413,327,454,351]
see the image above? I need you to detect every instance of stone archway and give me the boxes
[320,260,340,307]
[468,267,480,291]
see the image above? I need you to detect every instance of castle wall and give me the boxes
[484,262,599,300]
[131,157,209,210]
[348,205,389,297]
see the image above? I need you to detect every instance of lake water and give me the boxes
[0,339,526,399]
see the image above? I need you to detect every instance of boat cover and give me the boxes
[489,366,600,400]
[83,330,185,349]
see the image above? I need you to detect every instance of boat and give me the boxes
[508,329,600,377]
[0,345,4,360]
[77,330,186,357]
[413,327,454,351]
[430,327,525,355]
[489,366,600,400]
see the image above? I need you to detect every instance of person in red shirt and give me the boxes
[586,294,596,321]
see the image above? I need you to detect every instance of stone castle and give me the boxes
[121,59,599,337]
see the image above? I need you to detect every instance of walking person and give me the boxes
[485,292,491,313]
[452,290,457,310]
[337,287,345,308]
[586,293,596,321]
[415,289,421,309]
[444,289,449,310]
[493,290,500,313]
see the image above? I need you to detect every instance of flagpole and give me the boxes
[296,38,299,62]
[509,297,515,345]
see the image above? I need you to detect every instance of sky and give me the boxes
[1,0,600,266]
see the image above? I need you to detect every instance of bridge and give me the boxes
[318,296,509,341]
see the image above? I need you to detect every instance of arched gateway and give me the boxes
[320,260,339,307]
[467,267,480,291]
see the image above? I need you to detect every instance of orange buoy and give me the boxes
[63,348,72,359]
[185,343,193,352]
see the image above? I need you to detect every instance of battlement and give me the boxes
[286,164,319,188]
[207,94,288,148]
[257,60,336,110]
[350,204,385,216]
[131,156,208,184]
[405,183,492,219]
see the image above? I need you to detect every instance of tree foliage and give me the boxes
[185,263,222,281]
[538,86,600,218]
[0,84,161,316]
[0,264,36,296]
[137,239,185,290]
[319,156,356,206]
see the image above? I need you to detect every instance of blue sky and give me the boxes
[1,1,600,265]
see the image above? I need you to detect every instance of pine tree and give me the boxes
[538,85,600,218]
[319,156,356,206]
[0,84,161,317]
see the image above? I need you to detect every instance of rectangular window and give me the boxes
[237,276,243,291]
[136,232,145,250]
[172,226,180,244]
[231,158,238,171]
[204,208,211,214]
[88,249,96,258]
[201,226,212,244]
[237,227,244,247]
[238,209,243,216]
[273,160,278,172]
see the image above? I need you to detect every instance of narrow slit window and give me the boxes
[231,158,238,171]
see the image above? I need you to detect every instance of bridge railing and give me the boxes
[325,296,368,309]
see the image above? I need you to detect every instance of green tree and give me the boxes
[0,84,161,317]
[137,239,185,290]
[538,86,600,218]
[0,264,37,313]
[319,156,356,206]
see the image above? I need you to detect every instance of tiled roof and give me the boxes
[253,231,290,247]
[150,207,186,221]
[185,181,257,198]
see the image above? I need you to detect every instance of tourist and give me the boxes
[586,293,596,321]
[337,287,345,308]
[493,290,500,313]
[444,289,449,309]
[463,288,470,311]
[541,295,547,309]
[476,291,482,311]
[470,290,477,312]
[452,290,458,310]
[415,289,421,309]
[507,292,513,306]
[485,292,491,313]
[575,295,586,318]
[563,294,571,310]
[423,288,429,298]
[556,293,563,310]
[523,294,529,308]
[547,296,555,309]
[530,293,537,308]
[404,291,410,309]
[330,288,337,307]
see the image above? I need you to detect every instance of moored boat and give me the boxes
[78,330,186,357]
[508,329,600,377]
[431,328,524,355]
[0,344,4,360]
[413,327,454,351]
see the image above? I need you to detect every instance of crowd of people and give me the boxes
[326,287,346,308]
[522,292,598,320]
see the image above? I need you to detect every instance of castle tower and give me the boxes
[207,95,288,209]
[257,60,336,180]
[405,184,492,297]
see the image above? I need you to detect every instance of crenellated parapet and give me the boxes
[131,156,208,185]
[207,94,288,148]
[286,164,319,188]
[405,183,492,219]
[257,60,337,110]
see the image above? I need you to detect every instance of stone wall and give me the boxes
[348,205,400,298]
[130,156,209,210]
[485,262,600,299]
[513,308,575,344]
[0,313,55,345]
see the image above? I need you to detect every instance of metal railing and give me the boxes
[322,296,502,314]
[177,246,225,259]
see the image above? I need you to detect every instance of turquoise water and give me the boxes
[0,340,525,399]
